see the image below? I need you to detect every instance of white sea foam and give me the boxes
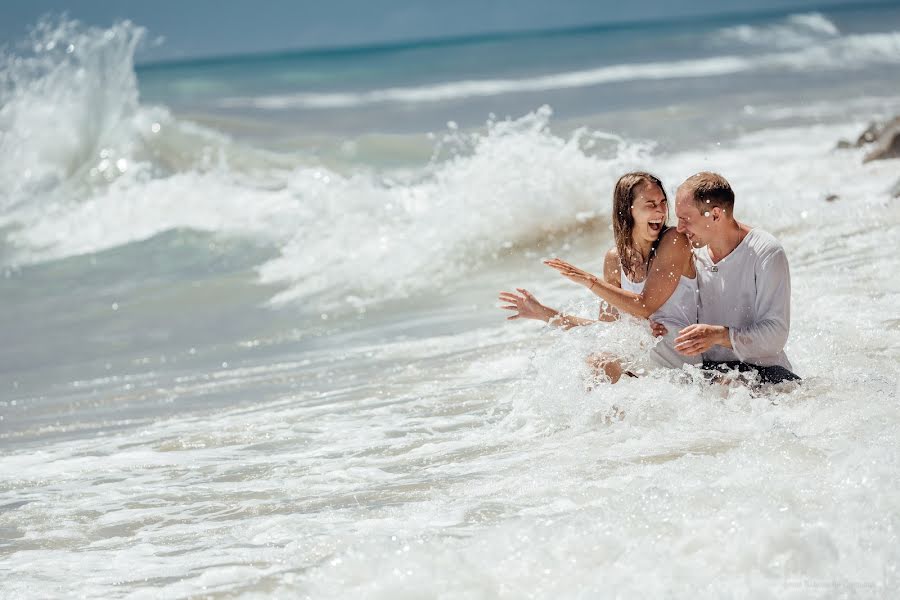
[714,12,840,49]
[1,97,656,308]
[217,56,754,109]
[2,282,897,596]
[0,19,145,212]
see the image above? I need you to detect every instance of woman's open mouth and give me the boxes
[648,219,663,232]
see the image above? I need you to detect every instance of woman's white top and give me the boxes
[620,265,700,368]
[619,268,698,332]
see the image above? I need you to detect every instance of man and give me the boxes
[656,171,800,384]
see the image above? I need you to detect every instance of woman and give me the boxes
[498,171,699,382]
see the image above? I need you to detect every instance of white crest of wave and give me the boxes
[0,18,315,264]
[258,107,651,306]
[713,12,840,49]
[0,19,146,213]
[217,57,752,110]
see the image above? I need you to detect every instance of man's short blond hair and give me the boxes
[681,172,734,211]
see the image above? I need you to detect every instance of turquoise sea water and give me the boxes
[2,4,900,597]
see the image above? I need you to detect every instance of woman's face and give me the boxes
[630,183,668,243]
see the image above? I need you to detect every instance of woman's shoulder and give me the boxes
[655,228,693,276]
[659,227,690,248]
[603,247,622,285]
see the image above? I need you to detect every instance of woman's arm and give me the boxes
[545,230,692,320]
[596,249,622,322]
[498,288,597,329]
[499,248,626,329]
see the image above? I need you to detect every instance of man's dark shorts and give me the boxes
[701,360,801,385]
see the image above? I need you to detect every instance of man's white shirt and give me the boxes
[693,228,793,370]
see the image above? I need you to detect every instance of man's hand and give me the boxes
[650,321,668,338]
[498,288,555,322]
[674,324,731,356]
[544,258,599,291]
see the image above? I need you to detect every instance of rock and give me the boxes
[863,122,900,162]
[824,194,839,202]
[855,121,887,146]
[891,179,900,198]
[839,116,900,152]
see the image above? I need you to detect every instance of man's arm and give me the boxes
[674,246,790,358]
[728,247,791,361]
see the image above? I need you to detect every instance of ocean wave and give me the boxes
[258,107,650,306]
[217,25,900,111]
[0,18,295,223]
[0,19,145,213]
[0,19,646,308]
[216,56,752,109]
[3,103,658,312]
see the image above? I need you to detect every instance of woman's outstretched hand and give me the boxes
[498,288,554,322]
[544,258,599,291]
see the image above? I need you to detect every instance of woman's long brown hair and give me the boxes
[612,172,668,280]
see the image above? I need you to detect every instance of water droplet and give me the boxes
[111,302,119,310]
[151,122,161,133]
[66,44,75,54]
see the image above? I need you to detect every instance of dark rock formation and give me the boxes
[836,116,900,154]
[863,120,900,162]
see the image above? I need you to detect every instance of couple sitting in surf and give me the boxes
[499,171,800,386]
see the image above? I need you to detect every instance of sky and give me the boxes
[0,0,878,64]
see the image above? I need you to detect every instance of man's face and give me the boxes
[675,188,709,247]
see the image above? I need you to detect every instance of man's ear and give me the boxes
[711,206,723,221]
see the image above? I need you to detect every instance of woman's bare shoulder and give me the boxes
[659,227,690,248]
[603,247,621,286]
